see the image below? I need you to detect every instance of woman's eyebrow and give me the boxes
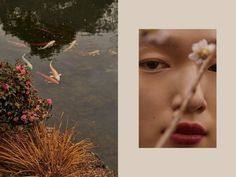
[139,45,155,54]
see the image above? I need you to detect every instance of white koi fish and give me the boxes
[39,40,56,50]
[49,61,61,81]
[63,40,77,52]
[108,49,117,55]
[22,54,33,70]
[88,50,100,56]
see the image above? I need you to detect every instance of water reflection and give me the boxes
[0,0,117,59]
[0,0,117,173]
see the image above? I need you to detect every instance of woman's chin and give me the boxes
[162,138,216,148]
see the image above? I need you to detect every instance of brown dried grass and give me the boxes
[0,123,93,177]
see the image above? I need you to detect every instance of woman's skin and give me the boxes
[139,29,216,148]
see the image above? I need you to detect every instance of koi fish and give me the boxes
[8,40,27,48]
[88,50,100,56]
[36,71,59,84]
[22,54,33,70]
[108,49,117,55]
[38,40,56,50]
[49,61,61,81]
[63,40,77,52]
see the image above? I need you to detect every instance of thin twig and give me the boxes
[155,51,216,148]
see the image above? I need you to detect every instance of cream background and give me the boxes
[119,0,236,176]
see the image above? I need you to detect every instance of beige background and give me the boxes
[119,0,236,176]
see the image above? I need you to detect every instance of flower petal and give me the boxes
[192,43,200,52]
[196,59,203,65]
[208,44,216,53]
[199,39,208,48]
[188,53,199,61]
[155,30,169,44]
[144,30,169,44]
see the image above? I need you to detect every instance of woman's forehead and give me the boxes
[165,29,216,38]
[166,29,216,44]
[140,29,216,55]
[140,29,216,38]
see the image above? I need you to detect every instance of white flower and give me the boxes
[144,29,169,44]
[188,39,216,64]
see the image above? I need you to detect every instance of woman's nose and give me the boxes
[171,67,207,114]
[185,84,207,113]
[172,85,207,113]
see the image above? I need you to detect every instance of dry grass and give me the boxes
[0,123,93,177]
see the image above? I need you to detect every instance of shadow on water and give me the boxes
[0,0,117,173]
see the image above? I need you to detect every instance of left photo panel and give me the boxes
[0,0,117,176]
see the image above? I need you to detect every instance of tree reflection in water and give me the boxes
[0,0,117,59]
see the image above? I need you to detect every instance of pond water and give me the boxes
[0,0,117,173]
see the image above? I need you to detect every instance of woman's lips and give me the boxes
[171,122,207,145]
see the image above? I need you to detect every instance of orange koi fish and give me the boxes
[36,71,59,84]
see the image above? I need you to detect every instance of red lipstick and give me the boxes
[171,122,207,145]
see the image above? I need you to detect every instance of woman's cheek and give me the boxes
[201,74,216,119]
[139,86,172,144]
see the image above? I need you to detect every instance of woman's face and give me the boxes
[139,29,216,148]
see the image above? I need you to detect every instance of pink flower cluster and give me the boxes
[47,98,53,106]
[0,61,53,127]
[16,65,26,75]
[2,83,10,92]
[20,114,27,121]
[26,80,32,86]
[20,110,39,122]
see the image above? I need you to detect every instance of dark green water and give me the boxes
[0,0,117,172]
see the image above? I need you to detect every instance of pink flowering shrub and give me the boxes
[0,60,52,128]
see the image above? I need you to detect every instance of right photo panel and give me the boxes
[139,29,216,148]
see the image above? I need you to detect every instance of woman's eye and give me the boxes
[208,64,216,72]
[139,59,170,72]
